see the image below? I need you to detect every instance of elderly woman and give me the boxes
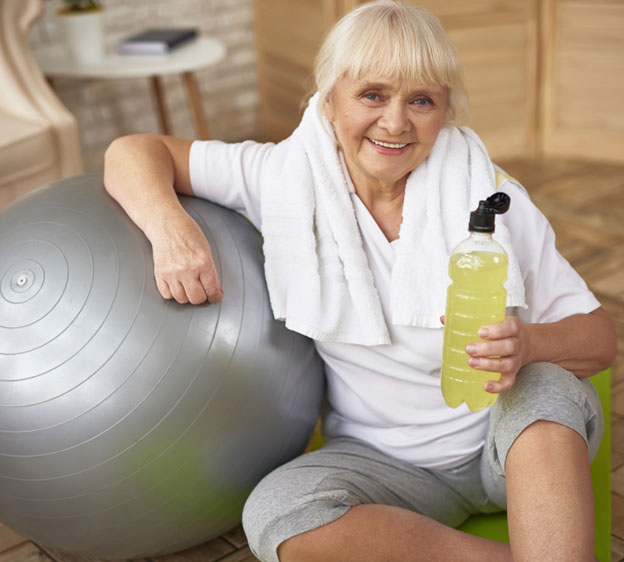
[103,2,615,561]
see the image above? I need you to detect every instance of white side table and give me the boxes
[34,37,226,139]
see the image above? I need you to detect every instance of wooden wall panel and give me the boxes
[449,20,536,158]
[254,0,336,142]
[541,0,624,162]
[345,0,526,18]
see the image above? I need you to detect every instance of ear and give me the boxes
[324,93,335,123]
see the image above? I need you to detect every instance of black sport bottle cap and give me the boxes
[469,192,511,233]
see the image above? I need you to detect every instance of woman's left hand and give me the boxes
[465,316,532,394]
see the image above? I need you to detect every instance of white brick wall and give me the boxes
[29,0,259,173]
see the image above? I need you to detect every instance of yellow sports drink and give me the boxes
[441,192,511,412]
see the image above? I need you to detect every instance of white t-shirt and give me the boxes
[189,138,601,469]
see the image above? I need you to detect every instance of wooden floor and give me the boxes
[1,157,623,561]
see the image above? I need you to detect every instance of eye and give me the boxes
[361,91,382,103]
[412,97,433,106]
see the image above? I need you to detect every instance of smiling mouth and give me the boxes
[368,138,409,149]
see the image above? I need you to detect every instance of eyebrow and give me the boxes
[356,81,444,97]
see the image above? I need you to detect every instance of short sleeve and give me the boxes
[188,139,282,231]
[501,180,601,324]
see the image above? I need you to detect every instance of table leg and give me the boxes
[182,72,210,140]
[151,76,170,135]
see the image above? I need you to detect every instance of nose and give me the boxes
[378,100,410,136]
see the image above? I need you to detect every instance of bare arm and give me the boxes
[466,307,617,392]
[103,133,223,304]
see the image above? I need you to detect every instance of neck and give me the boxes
[355,182,405,211]
[350,171,408,209]
[353,180,406,243]
[339,151,408,242]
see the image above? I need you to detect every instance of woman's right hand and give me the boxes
[147,210,224,305]
[104,134,221,305]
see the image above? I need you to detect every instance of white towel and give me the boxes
[261,93,526,345]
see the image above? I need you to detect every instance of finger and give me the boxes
[440,315,445,325]
[156,277,173,300]
[467,355,516,374]
[184,278,209,305]
[466,338,520,358]
[200,271,224,304]
[205,287,224,304]
[484,372,516,394]
[168,280,189,304]
[478,317,521,340]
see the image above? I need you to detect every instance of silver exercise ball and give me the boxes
[0,174,324,559]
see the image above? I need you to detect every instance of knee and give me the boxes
[496,362,585,412]
[512,418,586,448]
[241,457,353,562]
[487,362,603,479]
[514,361,575,388]
[242,470,282,562]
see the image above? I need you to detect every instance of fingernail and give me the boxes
[478,327,490,338]
[466,344,477,354]
[468,357,479,366]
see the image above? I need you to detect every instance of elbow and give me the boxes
[603,329,617,371]
[594,308,617,371]
[598,343,617,374]
[103,135,133,197]
[104,134,138,164]
[103,134,159,196]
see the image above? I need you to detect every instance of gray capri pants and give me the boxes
[242,363,604,562]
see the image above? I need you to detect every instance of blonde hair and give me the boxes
[313,1,469,124]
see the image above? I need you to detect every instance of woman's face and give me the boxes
[326,75,448,193]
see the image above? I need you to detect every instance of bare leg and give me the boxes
[505,420,596,562]
[277,504,512,562]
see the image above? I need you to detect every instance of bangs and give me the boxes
[339,15,457,89]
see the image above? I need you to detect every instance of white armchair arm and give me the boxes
[0,0,82,207]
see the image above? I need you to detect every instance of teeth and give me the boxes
[369,138,408,149]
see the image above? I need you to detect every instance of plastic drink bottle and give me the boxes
[441,192,511,412]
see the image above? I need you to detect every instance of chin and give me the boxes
[367,169,409,184]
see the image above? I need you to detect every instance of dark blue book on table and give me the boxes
[119,28,198,54]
